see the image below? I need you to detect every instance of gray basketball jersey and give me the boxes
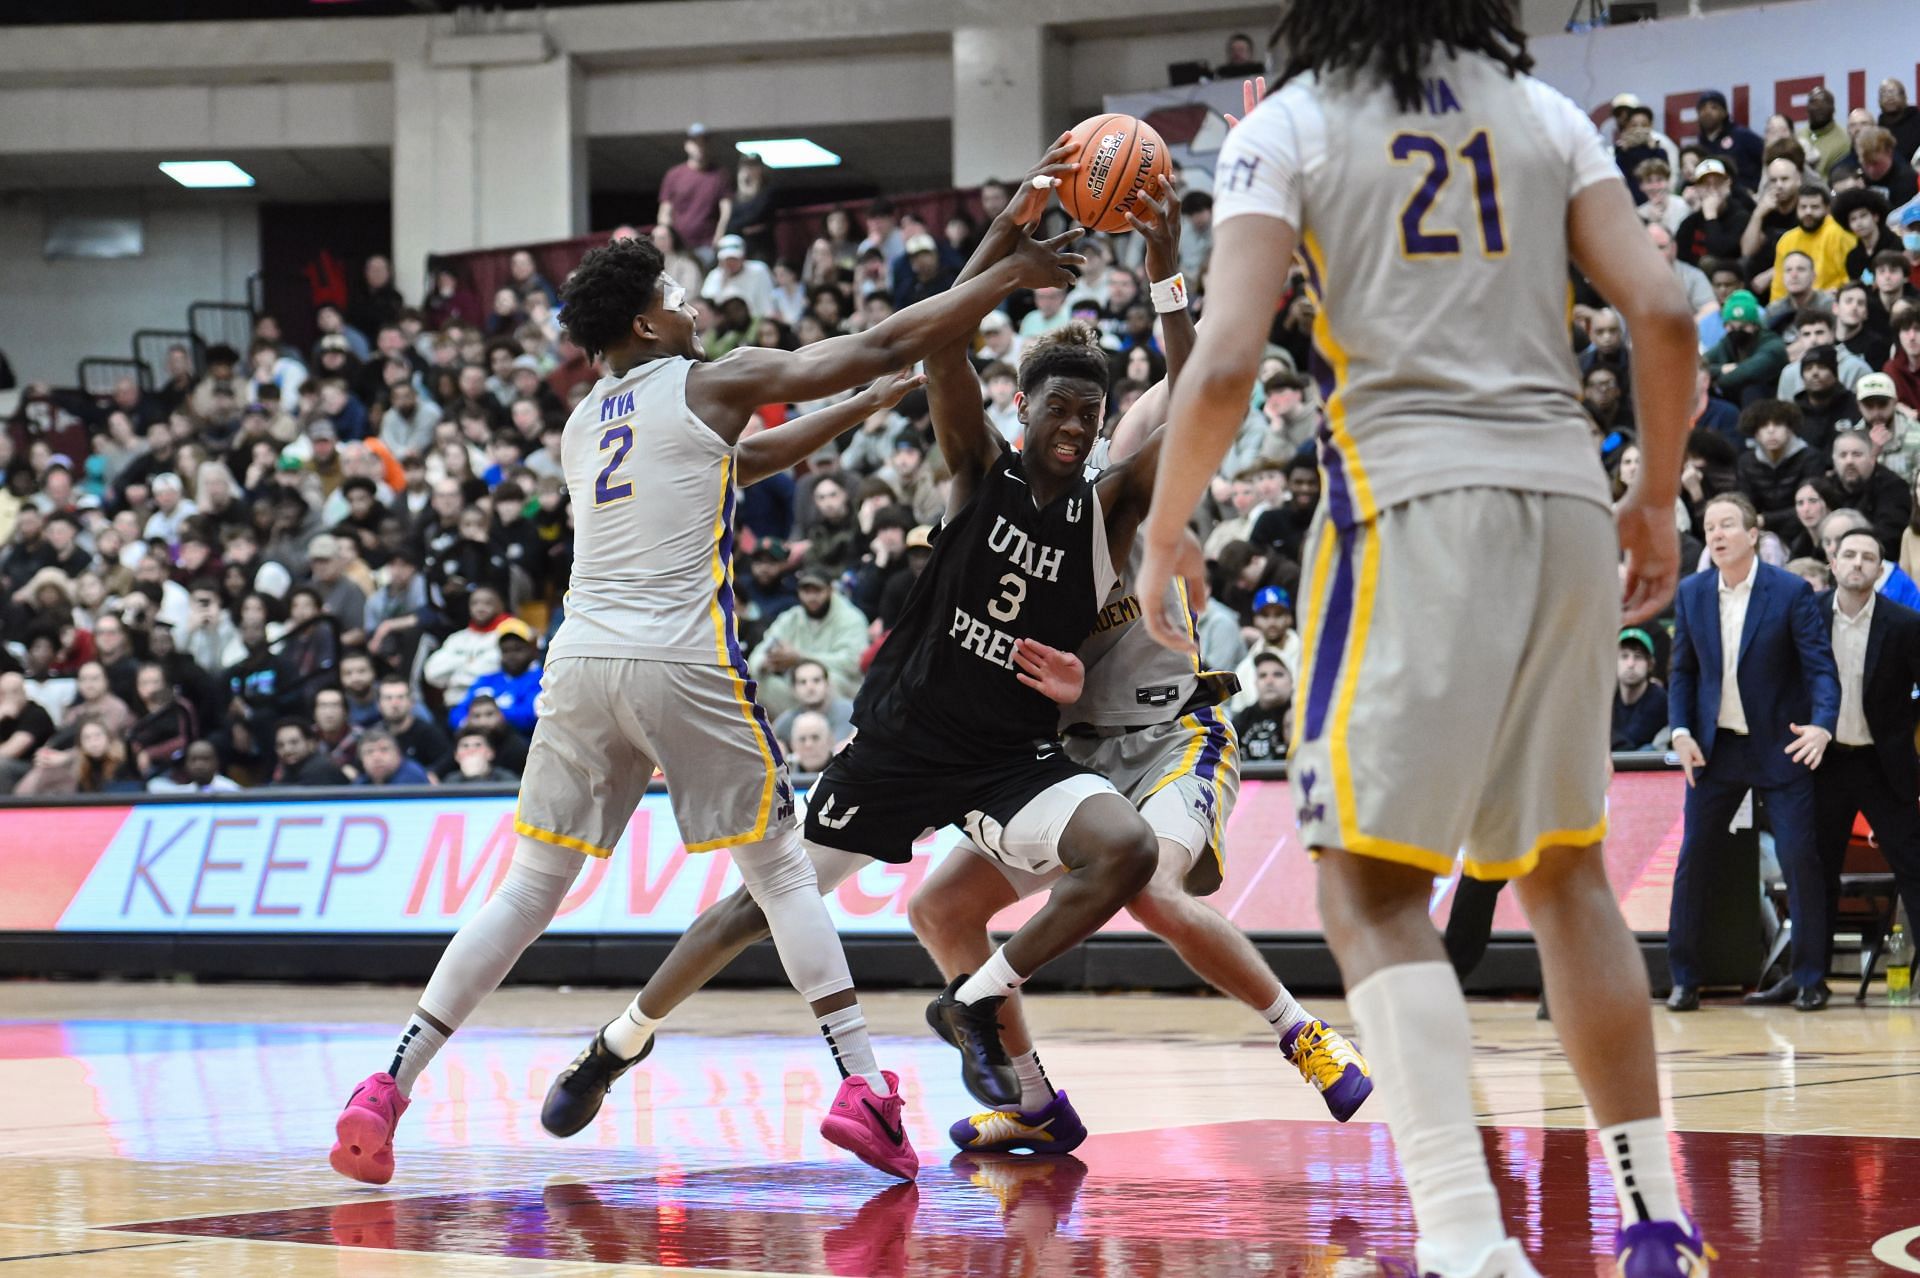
[1213,53,1620,528]
[547,357,746,667]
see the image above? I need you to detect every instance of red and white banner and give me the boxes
[0,774,1686,937]
[1528,0,1920,140]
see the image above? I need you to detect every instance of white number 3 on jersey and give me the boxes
[987,572,1027,622]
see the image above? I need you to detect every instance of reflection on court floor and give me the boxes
[2,986,1917,1276]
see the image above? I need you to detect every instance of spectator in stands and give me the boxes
[748,565,867,714]
[449,620,538,734]
[1230,586,1298,716]
[1851,125,1919,207]
[1634,159,1689,235]
[1018,286,1069,339]
[1706,290,1787,406]
[375,675,449,769]
[1790,345,1858,449]
[147,738,240,794]
[273,717,349,787]
[1767,252,1831,332]
[1843,373,1920,478]
[364,550,436,670]
[1834,282,1891,371]
[442,725,516,785]
[1737,399,1826,536]
[423,583,513,705]
[1833,189,1895,284]
[507,251,559,309]
[723,152,777,262]
[772,657,855,745]
[1248,456,1319,562]
[1583,366,1632,436]
[0,671,56,793]
[701,236,775,318]
[797,475,859,574]
[857,197,904,264]
[787,710,835,775]
[1648,224,1715,316]
[1770,184,1855,302]
[313,686,361,773]
[1798,86,1847,181]
[892,233,957,311]
[1831,429,1913,559]
[1232,652,1291,763]
[1779,312,1870,399]
[1886,310,1920,413]
[143,473,196,547]
[180,579,243,673]
[1178,191,1212,279]
[1694,89,1764,189]
[354,726,429,787]
[1677,160,1749,265]
[306,534,367,637]
[423,265,483,331]
[876,434,942,525]
[1612,628,1669,751]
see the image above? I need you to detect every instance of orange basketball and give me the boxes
[1057,113,1172,234]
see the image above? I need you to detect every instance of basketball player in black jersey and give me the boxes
[539,144,1197,1130]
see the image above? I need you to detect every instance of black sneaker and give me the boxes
[925,974,1019,1109]
[541,1029,654,1138]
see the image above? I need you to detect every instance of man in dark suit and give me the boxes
[1800,528,1920,994]
[1668,493,1840,1011]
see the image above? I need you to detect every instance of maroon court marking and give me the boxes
[115,1120,1920,1275]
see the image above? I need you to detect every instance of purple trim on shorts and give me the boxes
[715,478,749,673]
[1302,529,1356,742]
[1193,706,1229,783]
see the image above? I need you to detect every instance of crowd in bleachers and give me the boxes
[6,72,1920,795]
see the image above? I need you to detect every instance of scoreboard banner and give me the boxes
[0,772,1686,938]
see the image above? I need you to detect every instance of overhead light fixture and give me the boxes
[158,160,256,189]
[734,138,841,169]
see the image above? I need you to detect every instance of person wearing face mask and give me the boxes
[1705,290,1788,406]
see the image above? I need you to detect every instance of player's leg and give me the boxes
[929,773,1156,1107]
[332,657,628,1184]
[1491,494,1705,1275]
[911,843,1086,1154]
[1293,495,1537,1277]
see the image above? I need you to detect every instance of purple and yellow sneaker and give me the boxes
[1281,1019,1374,1122]
[1616,1220,1716,1276]
[948,1089,1088,1155]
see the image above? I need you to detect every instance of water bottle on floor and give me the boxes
[1887,924,1913,1006]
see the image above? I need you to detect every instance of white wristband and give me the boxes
[1149,273,1187,313]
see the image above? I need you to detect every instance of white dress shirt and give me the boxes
[1714,556,1758,734]
[1832,593,1876,747]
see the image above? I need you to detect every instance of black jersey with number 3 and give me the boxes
[854,449,1110,765]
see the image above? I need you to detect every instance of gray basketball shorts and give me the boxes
[1288,488,1614,881]
[515,656,794,858]
[966,709,1240,899]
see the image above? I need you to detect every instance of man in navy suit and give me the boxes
[1668,492,1840,1011]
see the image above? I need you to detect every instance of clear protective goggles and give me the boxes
[658,272,687,312]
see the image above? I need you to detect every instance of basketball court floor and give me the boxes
[3,980,1917,1276]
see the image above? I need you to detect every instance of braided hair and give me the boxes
[1270,0,1533,115]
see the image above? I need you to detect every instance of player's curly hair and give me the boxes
[1017,320,1109,396]
[558,237,666,359]
[1270,0,1532,115]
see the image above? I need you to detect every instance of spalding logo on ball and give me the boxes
[1058,112,1173,234]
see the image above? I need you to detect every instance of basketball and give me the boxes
[1056,112,1172,234]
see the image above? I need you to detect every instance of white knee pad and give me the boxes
[733,827,854,1002]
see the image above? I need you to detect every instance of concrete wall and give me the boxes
[0,195,259,387]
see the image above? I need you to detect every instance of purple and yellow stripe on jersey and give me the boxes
[1142,705,1237,872]
[696,455,784,853]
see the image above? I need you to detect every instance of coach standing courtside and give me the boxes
[1668,493,1840,1011]
[1785,527,1920,1002]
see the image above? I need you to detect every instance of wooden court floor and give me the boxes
[2,980,1918,1276]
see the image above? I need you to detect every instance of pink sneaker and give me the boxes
[330,1072,410,1185]
[820,1070,918,1180]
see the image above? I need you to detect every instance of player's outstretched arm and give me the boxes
[685,230,1082,438]
[1569,177,1693,624]
[925,137,1083,510]
[734,369,926,487]
[1103,178,1194,464]
[1135,213,1296,652]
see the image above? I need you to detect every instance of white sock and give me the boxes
[389,1015,447,1097]
[818,1004,889,1095]
[1600,1117,1691,1229]
[602,995,660,1060]
[956,946,1026,1004]
[1348,961,1511,1276]
[1006,1049,1053,1112]
[1261,989,1311,1040]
